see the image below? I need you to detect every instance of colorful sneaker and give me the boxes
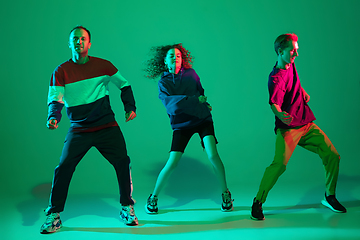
[40,212,62,234]
[221,189,234,212]
[321,193,347,213]
[120,205,138,226]
[251,198,265,220]
[145,194,158,214]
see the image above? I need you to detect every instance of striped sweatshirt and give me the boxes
[47,56,136,130]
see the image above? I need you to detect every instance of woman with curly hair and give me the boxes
[144,43,233,214]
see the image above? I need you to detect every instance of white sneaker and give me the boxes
[40,212,62,234]
[120,205,138,226]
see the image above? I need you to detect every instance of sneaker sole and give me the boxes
[250,216,265,221]
[145,204,158,214]
[120,215,139,226]
[321,199,346,213]
[124,220,138,226]
[40,224,62,234]
[221,206,234,212]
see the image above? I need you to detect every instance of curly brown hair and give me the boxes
[143,43,194,79]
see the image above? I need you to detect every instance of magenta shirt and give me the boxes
[268,63,316,133]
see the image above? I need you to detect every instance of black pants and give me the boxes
[47,126,134,213]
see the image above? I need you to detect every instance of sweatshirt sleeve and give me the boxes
[47,68,65,123]
[120,86,136,113]
[110,71,136,113]
[195,73,205,96]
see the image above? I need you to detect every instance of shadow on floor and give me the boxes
[16,184,122,226]
[56,204,360,235]
[146,156,221,208]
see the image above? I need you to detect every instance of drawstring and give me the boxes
[171,68,184,85]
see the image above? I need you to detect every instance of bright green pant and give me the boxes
[256,123,340,203]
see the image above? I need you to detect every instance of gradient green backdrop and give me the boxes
[1,0,359,204]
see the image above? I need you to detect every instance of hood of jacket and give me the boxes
[161,68,185,85]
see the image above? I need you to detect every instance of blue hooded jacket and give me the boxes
[158,68,212,130]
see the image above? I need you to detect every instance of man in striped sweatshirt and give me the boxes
[40,26,138,234]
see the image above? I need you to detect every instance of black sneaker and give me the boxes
[251,198,265,220]
[145,194,158,214]
[221,189,234,212]
[321,193,347,213]
[40,212,62,234]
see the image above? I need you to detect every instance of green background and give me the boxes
[1,0,359,202]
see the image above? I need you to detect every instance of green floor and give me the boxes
[3,181,359,240]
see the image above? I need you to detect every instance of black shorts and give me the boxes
[170,121,218,152]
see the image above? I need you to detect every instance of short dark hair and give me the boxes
[69,26,91,42]
[274,33,298,55]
